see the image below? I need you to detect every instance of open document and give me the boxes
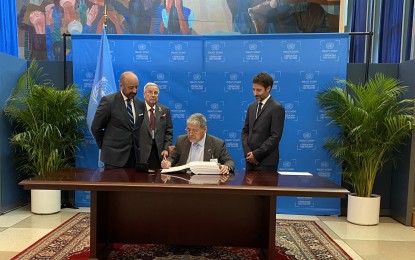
[278,171,312,176]
[161,161,221,174]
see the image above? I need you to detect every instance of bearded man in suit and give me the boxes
[161,113,235,174]
[138,82,173,170]
[91,71,145,168]
[242,72,285,171]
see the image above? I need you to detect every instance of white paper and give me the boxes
[160,164,189,173]
[278,171,312,176]
[160,161,221,175]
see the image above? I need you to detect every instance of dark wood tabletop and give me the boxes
[19,168,349,198]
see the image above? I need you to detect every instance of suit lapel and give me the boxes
[116,92,131,128]
[182,137,192,163]
[203,135,213,161]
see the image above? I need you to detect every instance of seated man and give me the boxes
[161,113,235,174]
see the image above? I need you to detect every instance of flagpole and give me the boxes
[104,5,107,28]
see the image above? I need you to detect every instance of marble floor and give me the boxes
[0,205,415,259]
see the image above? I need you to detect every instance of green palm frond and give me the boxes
[3,61,86,177]
[317,73,415,197]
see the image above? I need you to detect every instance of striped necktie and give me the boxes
[126,99,134,128]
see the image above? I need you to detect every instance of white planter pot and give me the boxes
[347,193,381,225]
[31,189,61,214]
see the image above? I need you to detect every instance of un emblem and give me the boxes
[174,44,183,51]
[326,42,335,50]
[211,44,220,51]
[283,161,292,168]
[302,132,312,139]
[287,43,295,50]
[156,73,165,81]
[211,103,219,110]
[305,73,314,80]
[193,74,202,81]
[229,132,237,139]
[285,103,294,110]
[138,43,146,51]
[230,73,238,81]
[248,43,257,51]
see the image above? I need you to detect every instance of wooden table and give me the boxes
[20,168,349,259]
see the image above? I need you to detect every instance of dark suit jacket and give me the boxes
[139,103,173,162]
[241,96,285,171]
[168,134,235,172]
[91,92,145,167]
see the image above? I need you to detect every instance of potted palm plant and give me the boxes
[316,73,415,225]
[3,61,86,214]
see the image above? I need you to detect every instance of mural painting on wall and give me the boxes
[17,0,341,60]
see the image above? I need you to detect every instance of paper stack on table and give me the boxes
[188,161,221,175]
[160,161,221,174]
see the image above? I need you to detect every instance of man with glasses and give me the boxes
[91,71,145,168]
[161,113,235,174]
[138,82,173,170]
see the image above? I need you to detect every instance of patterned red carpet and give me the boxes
[12,213,352,260]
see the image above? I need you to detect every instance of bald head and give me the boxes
[120,71,139,100]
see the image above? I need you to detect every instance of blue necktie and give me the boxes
[126,99,134,128]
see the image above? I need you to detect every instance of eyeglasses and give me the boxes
[145,91,159,96]
[185,128,201,134]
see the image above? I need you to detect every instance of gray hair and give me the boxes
[143,82,158,93]
[187,113,207,128]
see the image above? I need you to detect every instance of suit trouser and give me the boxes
[104,145,136,169]
[147,140,160,170]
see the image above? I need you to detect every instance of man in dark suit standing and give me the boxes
[161,113,235,174]
[91,71,145,168]
[139,82,173,170]
[242,72,285,171]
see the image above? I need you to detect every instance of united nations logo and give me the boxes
[85,72,94,79]
[138,43,146,51]
[229,132,237,139]
[302,132,312,139]
[230,73,238,81]
[210,103,219,110]
[193,74,202,80]
[91,77,112,104]
[287,43,295,50]
[156,73,165,81]
[174,44,183,51]
[326,42,335,50]
[283,161,292,168]
[285,103,294,110]
[248,43,257,51]
[305,73,314,80]
[174,103,183,109]
[211,44,220,51]
[321,161,329,168]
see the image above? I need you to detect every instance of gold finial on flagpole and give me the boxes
[104,5,107,27]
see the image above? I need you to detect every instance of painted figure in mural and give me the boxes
[43,0,83,60]
[18,3,48,60]
[227,0,334,34]
[158,0,194,35]
[82,0,124,34]
[106,0,161,34]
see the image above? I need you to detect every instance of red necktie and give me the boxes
[149,107,156,131]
